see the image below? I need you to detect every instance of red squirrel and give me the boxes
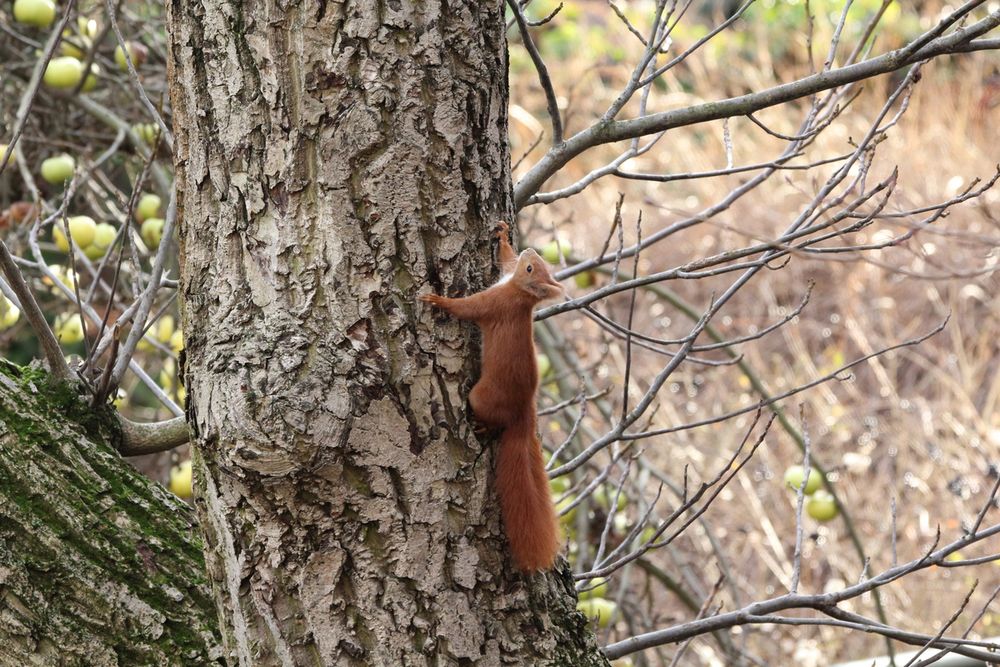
[420,221,564,572]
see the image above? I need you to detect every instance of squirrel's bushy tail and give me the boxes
[496,418,561,571]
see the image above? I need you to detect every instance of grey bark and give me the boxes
[0,361,222,665]
[166,1,608,666]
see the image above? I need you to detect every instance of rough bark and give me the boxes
[0,360,222,665]
[167,1,608,665]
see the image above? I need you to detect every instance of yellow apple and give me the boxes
[59,31,88,59]
[53,312,85,344]
[81,63,100,92]
[540,239,571,264]
[77,17,97,38]
[83,222,116,260]
[159,358,176,391]
[536,353,552,379]
[68,215,96,248]
[168,460,193,499]
[41,264,78,294]
[0,144,13,168]
[556,494,578,525]
[13,0,56,28]
[53,215,97,251]
[0,295,20,330]
[132,123,160,145]
[577,577,609,601]
[114,41,148,71]
[577,598,617,628]
[136,193,162,221]
[154,314,175,344]
[783,465,823,495]
[549,475,570,495]
[138,314,174,352]
[141,217,165,249]
[169,329,184,353]
[594,486,628,512]
[40,154,75,184]
[806,490,839,522]
[43,56,85,90]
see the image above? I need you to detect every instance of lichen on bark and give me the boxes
[0,360,222,666]
[167,1,610,664]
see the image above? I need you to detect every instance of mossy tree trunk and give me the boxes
[0,360,221,665]
[167,1,608,665]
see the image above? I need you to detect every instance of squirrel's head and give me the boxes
[511,249,564,302]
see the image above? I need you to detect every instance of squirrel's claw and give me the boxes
[472,421,495,437]
[420,293,445,307]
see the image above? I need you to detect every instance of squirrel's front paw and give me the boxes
[419,293,446,307]
[496,220,510,239]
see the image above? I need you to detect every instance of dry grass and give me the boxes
[512,4,1000,664]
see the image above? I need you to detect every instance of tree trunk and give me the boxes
[167,1,608,665]
[0,360,221,665]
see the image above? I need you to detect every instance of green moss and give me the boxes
[0,360,221,663]
[541,562,612,667]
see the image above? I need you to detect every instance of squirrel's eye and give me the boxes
[526,265,533,273]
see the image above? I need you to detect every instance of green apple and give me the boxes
[783,465,823,495]
[158,359,176,392]
[136,193,162,221]
[549,475,570,495]
[169,328,184,354]
[556,494,578,525]
[0,295,20,330]
[536,353,552,379]
[43,57,85,90]
[81,63,100,92]
[540,239,571,264]
[594,486,628,512]
[60,32,88,59]
[137,315,174,352]
[114,41,148,71]
[53,215,97,251]
[175,382,186,407]
[77,17,98,38]
[53,312,85,344]
[574,271,595,289]
[577,577,609,601]
[577,598,617,628]
[93,221,116,248]
[806,490,839,521]
[154,314,175,344]
[83,222,116,260]
[114,44,130,70]
[83,243,104,260]
[610,659,635,667]
[68,215,97,248]
[132,123,160,145]
[0,144,12,168]
[141,217,165,249]
[42,264,78,293]
[169,460,193,499]
[40,154,75,184]
[13,0,56,28]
